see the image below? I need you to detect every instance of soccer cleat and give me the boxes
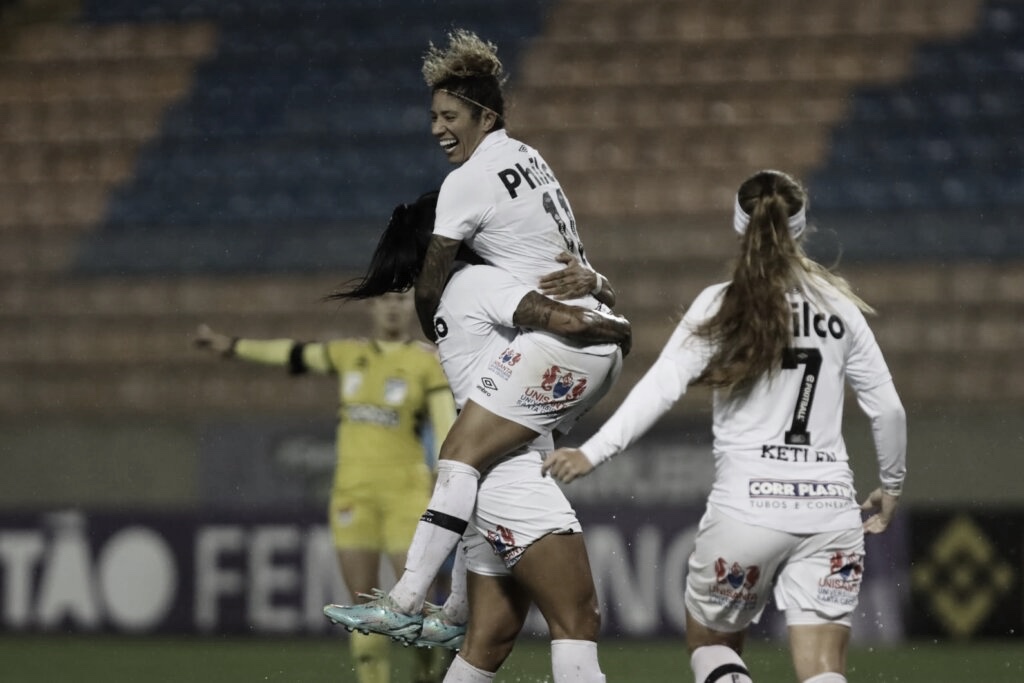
[323,589,423,641]
[413,603,466,650]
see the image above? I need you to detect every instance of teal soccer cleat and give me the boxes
[413,603,466,650]
[323,589,423,642]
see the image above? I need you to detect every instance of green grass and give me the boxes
[2,635,1022,682]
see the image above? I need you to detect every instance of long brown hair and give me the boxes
[693,170,873,391]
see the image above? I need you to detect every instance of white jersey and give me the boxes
[581,279,907,533]
[434,129,598,309]
[434,263,621,445]
[434,263,554,453]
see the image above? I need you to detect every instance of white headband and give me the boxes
[438,88,502,121]
[733,195,806,238]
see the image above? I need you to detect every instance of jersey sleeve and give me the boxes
[434,167,494,241]
[234,338,334,375]
[580,284,723,465]
[844,306,908,494]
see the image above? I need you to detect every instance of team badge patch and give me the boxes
[515,364,588,414]
[716,558,761,590]
[709,558,761,610]
[487,347,522,380]
[486,524,527,568]
[384,378,408,404]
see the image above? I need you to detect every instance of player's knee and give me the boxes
[460,632,517,672]
[547,598,601,641]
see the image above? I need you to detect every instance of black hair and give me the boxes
[328,191,438,301]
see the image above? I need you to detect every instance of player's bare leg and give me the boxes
[788,623,849,682]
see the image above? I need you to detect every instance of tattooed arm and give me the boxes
[512,291,631,355]
[414,235,462,340]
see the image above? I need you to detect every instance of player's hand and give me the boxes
[542,448,594,483]
[538,251,595,300]
[194,324,235,356]
[860,487,899,535]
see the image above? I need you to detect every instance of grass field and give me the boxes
[2,635,1022,682]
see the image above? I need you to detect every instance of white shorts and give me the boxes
[470,333,621,437]
[461,451,582,576]
[684,504,865,631]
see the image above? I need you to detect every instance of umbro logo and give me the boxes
[480,377,498,391]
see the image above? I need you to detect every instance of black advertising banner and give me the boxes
[908,509,1023,639]
[0,505,906,642]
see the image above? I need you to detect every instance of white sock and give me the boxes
[442,542,469,624]
[803,674,846,683]
[443,655,495,682]
[690,644,753,683]
[391,460,479,614]
[551,639,605,683]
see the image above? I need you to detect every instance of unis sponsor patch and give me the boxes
[515,364,588,414]
[817,551,864,606]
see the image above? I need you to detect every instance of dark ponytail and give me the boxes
[328,191,439,301]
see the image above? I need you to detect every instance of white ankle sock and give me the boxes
[551,639,605,683]
[443,655,495,682]
[803,673,846,683]
[391,460,479,614]
[690,645,753,683]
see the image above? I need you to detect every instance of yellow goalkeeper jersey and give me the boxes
[323,338,453,488]
[233,335,455,489]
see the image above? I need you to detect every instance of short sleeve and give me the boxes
[434,167,494,242]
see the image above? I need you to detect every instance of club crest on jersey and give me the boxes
[487,347,521,380]
[342,372,363,399]
[828,551,864,580]
[384,378,408,405]
[486,524,527,567]
[716,558,760,590]
[709,558,761,609]
[515,365,587,414]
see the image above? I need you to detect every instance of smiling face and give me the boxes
[430,90,496,164]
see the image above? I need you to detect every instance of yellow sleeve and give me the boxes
[233,339,333,375]
[232,338,294,366]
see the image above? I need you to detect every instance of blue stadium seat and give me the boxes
[76,0,547,274]
[807,0,1024,261]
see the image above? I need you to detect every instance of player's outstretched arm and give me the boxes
[194,323,330,373]
[538,251,616,307]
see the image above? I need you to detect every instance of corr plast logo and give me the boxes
[912,515,1015,638]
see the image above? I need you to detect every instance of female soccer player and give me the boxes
[323,29,623,656]
[543,170,908,683]
[328,190,629,682]
[194,292,456,683]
